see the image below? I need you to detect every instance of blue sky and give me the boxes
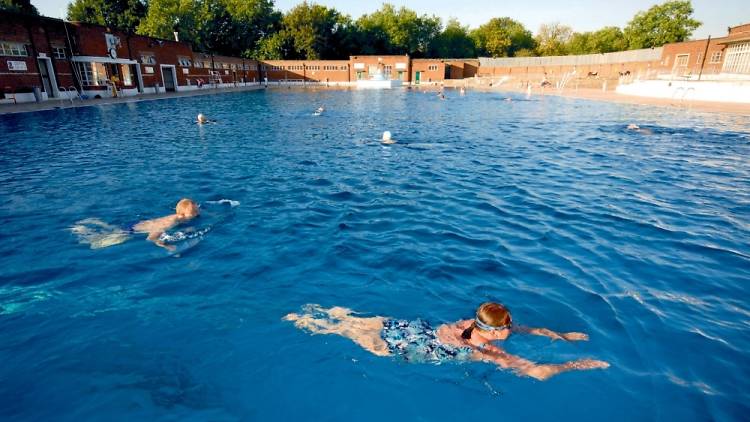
[33,0,749,39]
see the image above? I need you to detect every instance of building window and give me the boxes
[0,41,28,57]
[340,65,347,71]
[140,54,156,64]
[121,64,132,85]
[696,52,703,64]
[384,65,392,75]
[675,54,689,67]
[76,62,107,86]
[177,57,192,67]
[194,61,203,68]
[52,46,66,59]
[428,64,439,71]
[722,42,750,74]
[710,51,723,63]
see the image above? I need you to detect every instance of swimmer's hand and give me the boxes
[147,231,176,251]
[561,332,589,341]
[525,359,609,381]
[515,326,589,341]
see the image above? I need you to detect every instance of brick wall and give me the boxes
[658,38,727,77]
[410,59,445,83]
[258,60,349,82]
[349,55,410,81]
[0,12,76,97]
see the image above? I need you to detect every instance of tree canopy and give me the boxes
[355,4,441,57]
[56,0,704,59]
[535,22,573,56]
[1,0,38,15]
[624,0,701,49]
[67,0,146,32]
[470,17,534,57]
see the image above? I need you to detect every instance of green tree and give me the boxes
[355,3,442,57]
[470,17,534,57]
[1,0,39,15]
[223,0,281,57]
[566,31,592,55]
[567,26,626,54]
[624,0,701,49]
[535,22,572,56]
[277,2,355,59]
[67,0,146,32]
[431,18,475,58]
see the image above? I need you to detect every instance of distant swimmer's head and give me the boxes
[381,131,395,144]
[461,302,512,340]
[627,124,640,130]
[197,113,208,124]
[176,198,200,220]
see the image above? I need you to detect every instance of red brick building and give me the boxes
[349,55,410,82]
[659,23,750,78]
[0,11,76,102]
[259,60,350,84]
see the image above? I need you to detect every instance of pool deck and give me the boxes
[0,84,265,115]
[475,85,750,116]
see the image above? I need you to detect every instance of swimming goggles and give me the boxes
[475,314,512,332]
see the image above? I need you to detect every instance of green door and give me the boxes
[415,71,421,84]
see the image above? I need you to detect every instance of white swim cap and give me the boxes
[382,131,392,141]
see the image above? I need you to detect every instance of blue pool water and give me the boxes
[1,89,749,421]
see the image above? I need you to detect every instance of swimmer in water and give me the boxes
[627,124,653,135]
[381,131,396,145]
[313,106,325,115]
[459,87,466,95]
[71,198,200,250]
[285,302,609,381]
[131,198,200,250]
[197,113,208,124]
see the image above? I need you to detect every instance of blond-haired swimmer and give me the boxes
[131,198,200,250]
[71,198,200,251]
[381,131,396,145]
[285,302,609,381]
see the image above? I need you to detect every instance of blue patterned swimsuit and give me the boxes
[381,319,474,363]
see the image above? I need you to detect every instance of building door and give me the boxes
[415,71,421,84]
[161,66,177,92]
[37,58,57,98]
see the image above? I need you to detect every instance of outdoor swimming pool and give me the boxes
[1,88,748,421]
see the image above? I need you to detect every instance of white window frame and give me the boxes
[177,57,192,67]
[75,62,107,86]
[709,50,723,64]
[722,42,750,74]
[52,46,66,59]
[0,41,28,57]
[674,54,689,67]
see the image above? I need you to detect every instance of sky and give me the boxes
[33,0,749,39]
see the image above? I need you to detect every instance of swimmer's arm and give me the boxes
[471,344,548,380]
[512,325,588,341]
[473,344,604,381]
[146,231,175,251]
